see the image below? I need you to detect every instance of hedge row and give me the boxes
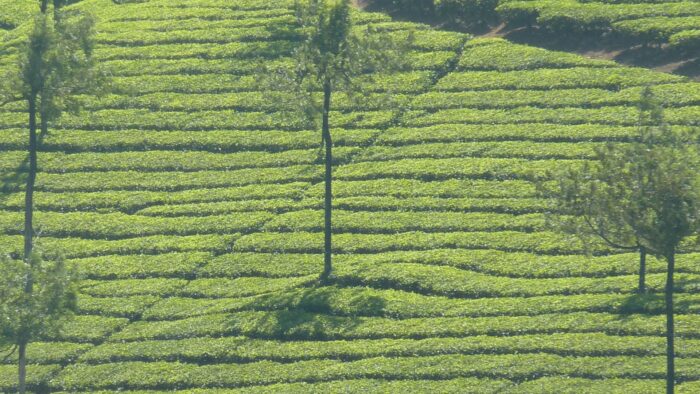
[405,105,699,127]
[497,1,700,34]
[358,141,599,160]
[303,178,538,199]
[139,285,700,321]
[0,364,60,393]
[95,7,292,23]
[0,211,272,238]
[262,210,545,233]
[52,315,130,343]
[26,166,322,192]
[80,278,188,298]
[0,128,378,152]
[52,353,700,390]
[614,16,700,43]
[58,92,411,112]
[199,253,321,279]
[232,230,595,255]
[69,252,212,279]
[51,109,395,131]
[0,342,91,365]
[0,183,310,212]
[234,230,697,255]
[77,294,159,318]
[96,9,389,34]
[107,310,700,342]
[135,199,317,216]
[178,276,316,299]
[77,333,700,367]
[331,249,700,278]
[670,29,700,49]
[193,249,700,281]
[0,234,239,258]
[435,67,685,91]
[95,26,298,46]
[101,72,431,95]
[94,41,294,61]
[375,124,695,145]
[98,15,297,34]
[412,83,700,109]
[332,260,700,297]
[101,57,291,76]
[458,38,614,70]
[0,148,358,173]
[334,157,579,181]
[135,196,547,218]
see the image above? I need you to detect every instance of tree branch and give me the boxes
[1,345,18,363]
[583,215,638,250]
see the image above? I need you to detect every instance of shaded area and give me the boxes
[501,26,700,80]
[356,0,699,79]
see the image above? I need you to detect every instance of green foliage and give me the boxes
[0,0,698,391]
[543,88,700,258]
[0,253,78,347]
[0,0,38,30]
[435,67,685,91]
[458,38,614,70]
[496,0,700,46]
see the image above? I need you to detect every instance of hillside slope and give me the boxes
[0,0,699,392]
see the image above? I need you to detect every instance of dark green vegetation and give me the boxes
[379,0,700,50]
[0,0,699,392]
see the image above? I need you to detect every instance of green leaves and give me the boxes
[0,253,78,345]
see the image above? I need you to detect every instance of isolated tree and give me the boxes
[618,95,700,394]
[540,89,694,294]
[543,158,650,292]
[268,0,408,281]
[544,88,700,393]
[0,253,77,393]
[0,3,102,392]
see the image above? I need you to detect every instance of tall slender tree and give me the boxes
[267,0,408,281]
[543,87,700,393]
[0,2,103,391]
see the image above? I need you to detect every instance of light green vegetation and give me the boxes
[0,0,698,392]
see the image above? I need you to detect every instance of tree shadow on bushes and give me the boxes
[227,283,387,342]
[502,26,699,80]
[616,276,700,316]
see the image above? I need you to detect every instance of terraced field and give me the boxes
[0,0,700,392]
[496,0,700,49]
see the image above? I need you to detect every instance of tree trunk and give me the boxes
[18,96,38,394]
[40,0,49,13]
[320,81,332,282]
[638,246,647,293]
[24,96,37,265]
[17,341,27,394]
[666,249,675,394]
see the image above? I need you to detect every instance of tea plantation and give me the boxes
[496,0,700,49]
[0,0,700,392]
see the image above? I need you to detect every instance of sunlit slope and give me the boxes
[0,0,699,392]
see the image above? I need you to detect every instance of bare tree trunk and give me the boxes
[320,81,332,282]
[19,96,38,394]
[18,341,27,394]
[638,246,647,293]
[40,0,49,13]
[25,96,37,265]
[665,249,675,394]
